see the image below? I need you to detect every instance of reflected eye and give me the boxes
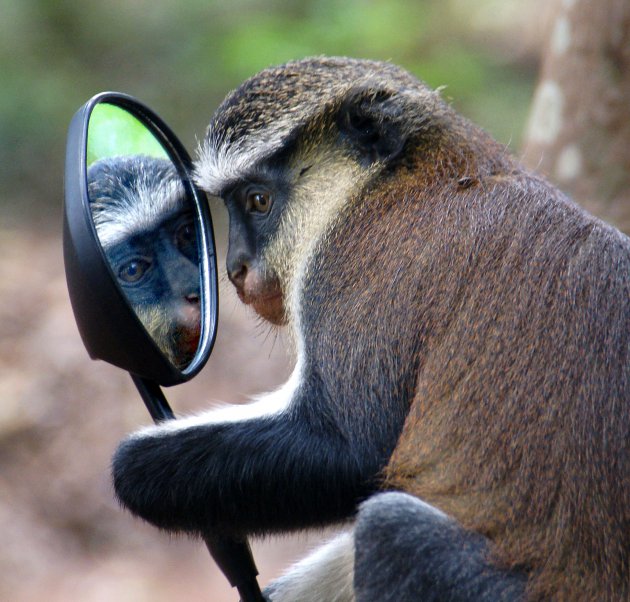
[247,190,272,214]
[175,218,196,249]
[175,217,199,264]
[118,258,151,284]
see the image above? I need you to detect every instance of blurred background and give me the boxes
[1,1,551,600]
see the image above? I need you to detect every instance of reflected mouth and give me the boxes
[177,326,200,353]
[172,300,201,359]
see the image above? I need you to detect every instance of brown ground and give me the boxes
[0,220,331,601]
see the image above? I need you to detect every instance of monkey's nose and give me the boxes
[228,262,248,290]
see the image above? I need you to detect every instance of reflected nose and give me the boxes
[163,252,200,300]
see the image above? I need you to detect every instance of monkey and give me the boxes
[87,155,201,369]
[111,57,630,601]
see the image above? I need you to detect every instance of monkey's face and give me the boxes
[195,58,432,326]
[204,139,369,327]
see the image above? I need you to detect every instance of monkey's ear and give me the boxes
[337,88,406,165]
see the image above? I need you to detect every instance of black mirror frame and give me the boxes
[63,92,218,386]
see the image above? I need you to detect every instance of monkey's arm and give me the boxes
[112,371,390,536]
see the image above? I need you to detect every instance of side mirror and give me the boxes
[63,92,218,396]
[63,93,264,601]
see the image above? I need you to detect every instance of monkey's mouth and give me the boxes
[235,278,286,325]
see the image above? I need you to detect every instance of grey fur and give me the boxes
[354,493,527,602]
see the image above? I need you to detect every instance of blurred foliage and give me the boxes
[0,0,539,226]
[87,104,168,165]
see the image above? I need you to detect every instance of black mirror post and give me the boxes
[130,375,175,422]
[131,376,265,602]
[204,535,265,602]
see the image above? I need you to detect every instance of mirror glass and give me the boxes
[86,103,202,370]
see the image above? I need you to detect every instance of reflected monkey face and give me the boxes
[87,155,202,368]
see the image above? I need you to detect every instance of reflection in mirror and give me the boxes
[86,104,201,370]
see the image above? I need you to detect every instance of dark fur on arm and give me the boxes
[112,379,394,537]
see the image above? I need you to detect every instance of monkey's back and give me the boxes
[305,167,629,601]
[389,174,629,601]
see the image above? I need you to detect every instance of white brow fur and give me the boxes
[195,125,292,196]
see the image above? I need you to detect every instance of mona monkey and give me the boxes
[112,58,630,601]
[88,155,201,368]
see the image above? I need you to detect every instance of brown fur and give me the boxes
[383,174,629,600]
[362,133,630,600]
[303,72,628,600]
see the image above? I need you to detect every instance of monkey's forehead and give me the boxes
[194,56,421,195]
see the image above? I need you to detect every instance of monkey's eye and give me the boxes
[247,189,272,214]
[118,258,151,284]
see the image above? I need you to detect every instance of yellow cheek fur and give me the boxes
[262,149,377,334]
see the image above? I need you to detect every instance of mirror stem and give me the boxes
[130,374,175,421]
[205,533,265,601]
[130,375,265,601]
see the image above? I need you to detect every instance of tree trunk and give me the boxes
[522,0,630,234]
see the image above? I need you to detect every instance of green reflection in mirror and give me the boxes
[87,104,169,165]
[86,103,201,371]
